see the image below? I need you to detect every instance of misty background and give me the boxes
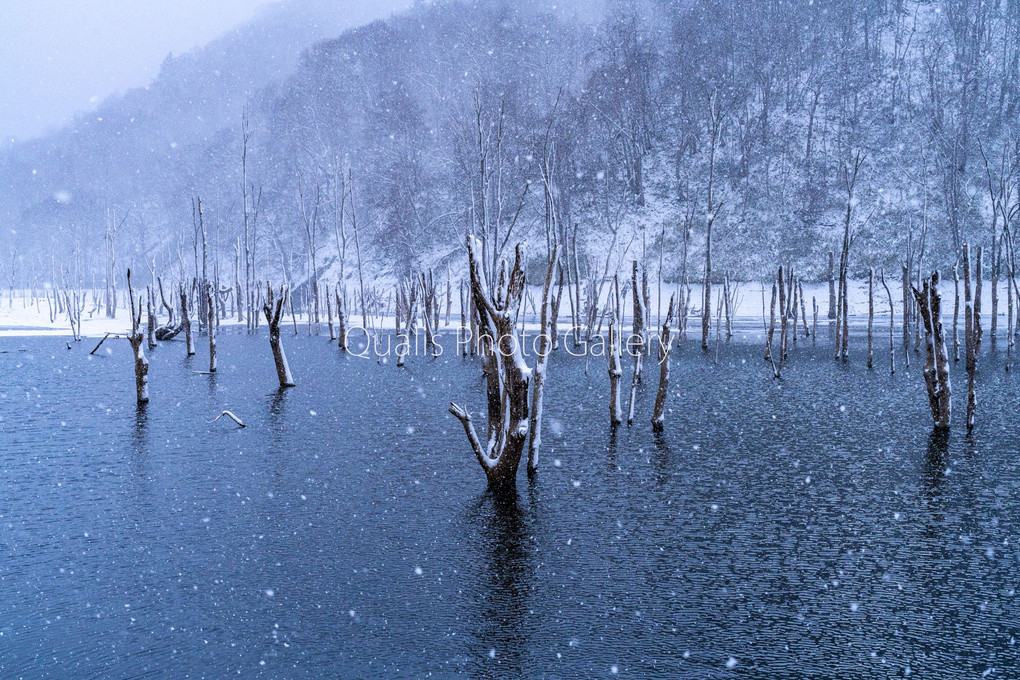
[0,0,1015,299]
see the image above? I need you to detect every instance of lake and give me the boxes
[1,326,1018,678]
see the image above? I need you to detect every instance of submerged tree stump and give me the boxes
[912,271,951,430]
[449,236,532,491]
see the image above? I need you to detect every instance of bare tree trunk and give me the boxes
[627,260,645,425]
[880,269,895,374]
[608,275,623,425]
[867,268,874,368]
[963,245,977,430]
[146,284,157,350]
[912,271,951,430]
[827,251,836,319]
[799,279,809,339]
[180,285,195,356]
[336,286,347,352]
[812,296,818,343]
[975,246,983,354]
[449,237,532,491]
[527,244,560,473]
[263,285,295,388]
[207,283,217,373]
[765,279,777,362]
[902,264,910,368]
[953,263,961,362]
[126,270,149,405]
[651,295,675,431]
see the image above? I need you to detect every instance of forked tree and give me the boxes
[263,284,296,388]
[911,271,951,430]
[449,237,532,491]
[651,294,675,431]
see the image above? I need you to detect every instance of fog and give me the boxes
[0,0,277,140]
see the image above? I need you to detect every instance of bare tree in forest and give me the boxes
[263,284,295,388]
[835,150,863,361]
[912,271,951,430]
[126,269,149,405]
[527,244,560,474]
[448,237,531,491]
[702,93,723,350]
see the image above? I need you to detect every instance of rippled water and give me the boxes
[1,326,1018,678]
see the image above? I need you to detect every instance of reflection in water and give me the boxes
[465,491,534,678]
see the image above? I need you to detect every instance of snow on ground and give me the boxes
[0,277,1008,338]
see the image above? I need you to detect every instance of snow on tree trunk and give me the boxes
[207,283,217,373]
[867,268,874,369]
[963,245,977,430]
[126,270,149,406]
[527,244,560,474]
[448,236,532,491]
[880,269,895,375]
[608,275,623,426]
[626,260,645,425]
[180,284,195,356]
[911,270,951,430]
[263,284,295,388]
[651,295,675,432]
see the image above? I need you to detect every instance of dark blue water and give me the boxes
[1,327,1018,678]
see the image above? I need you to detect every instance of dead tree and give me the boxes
[146,285,157,350]
[651,295,675,431]
[263,284,295,388]
[180,284,195,356]
[448,237,532,491]
[626,260,646,425]
[126,270,149,405]
[608,275,624,425]
[768,266,788,379]
[827,251,837,319]
[765,278,777,362]
[953,263,961,362]
[527,244,560,474]
[963,245,977,430]
[702,93,723,351]
[912,271,951,430]
[207,283,217,373]
[880,269,895,374]
[867,268,874,369]
[975,246,983,354]
[336,285,347,352]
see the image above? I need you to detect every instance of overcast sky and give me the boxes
[0,0,279,142]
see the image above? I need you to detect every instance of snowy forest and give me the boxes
[3,0,1020,295]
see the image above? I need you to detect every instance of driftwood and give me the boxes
[211,410,246,428]
[912,270,951,430]
[448,236,532,491]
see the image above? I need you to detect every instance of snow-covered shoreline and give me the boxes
[0,278,1006,338]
